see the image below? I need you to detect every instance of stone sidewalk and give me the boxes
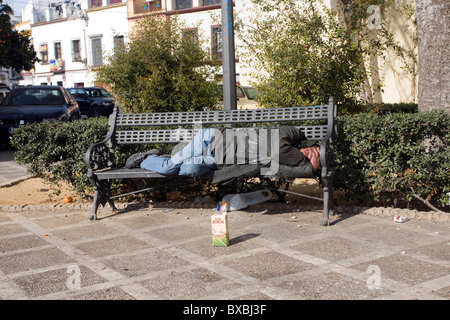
[0,202,449,301]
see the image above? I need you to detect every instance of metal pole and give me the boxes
[221,0,237,111]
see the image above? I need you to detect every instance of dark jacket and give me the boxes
[211,126,316,184]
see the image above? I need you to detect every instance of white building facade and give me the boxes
[19,0,129,88]
[12,0,417,103]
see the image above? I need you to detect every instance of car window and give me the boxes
[38,89,63,105]
[217,85,246,99]
[68,88,84,97]
[99,89,113,97]
[1,88,63,106]
[61,88,73,104]
[242,87,258,100]
[236,87,245,99]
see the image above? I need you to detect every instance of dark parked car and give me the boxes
[67,87,115,117]
[0,83,10,103]
[0,85,81,143]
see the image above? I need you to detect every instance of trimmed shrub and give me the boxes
[11,118,109,194]
[10,110,450,210]
[334,110,450,209]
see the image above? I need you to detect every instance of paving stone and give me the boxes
[73,235,151,258]
[271,271,394,300]
[289,236,376,262]
[103,248,191,277]
[12,265,107,298]
[66,286,136,300]
[222,251,317,281]
[0,248,76,275]
[351,253,450,286]
[0,234,48,253]
[141,267,242,300]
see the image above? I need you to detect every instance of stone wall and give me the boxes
[416,0,450,113]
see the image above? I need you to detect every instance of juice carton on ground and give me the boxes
[211,212,229,247]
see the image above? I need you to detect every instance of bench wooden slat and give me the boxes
[95,168,169,180]
[116,105,329,126]
[115,125,329,144]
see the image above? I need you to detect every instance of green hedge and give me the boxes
[11,117,109,194]
[10,110,450,209]
[334,110,450,208]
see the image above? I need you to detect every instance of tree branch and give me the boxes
[411,193,446,214]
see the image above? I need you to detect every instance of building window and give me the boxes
[202,0,220,5]
[40,44,48,64]
[109,0,122,4]
[90,0,102,8]
[182,28,198,44]
[175,0,191,10]
[91,37,103,66]
[54,41,62,60]
[113,35,124,53]
[72,39,82,62]
[212,25,222,60]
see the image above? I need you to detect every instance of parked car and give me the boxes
[0,83,10,103]
[67,87,115,117]
[218,84,259,109]
[0,85,81,143]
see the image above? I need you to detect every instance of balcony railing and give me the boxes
[133,0,163,14]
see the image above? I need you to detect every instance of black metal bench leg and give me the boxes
[89,187,101,221]
[321,174,334,226]
[89,181,116,221]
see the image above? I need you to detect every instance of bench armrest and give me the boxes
[85,141,115,173]
[319,97,336,176]
[319,134,334,176]
[85,106,119,176]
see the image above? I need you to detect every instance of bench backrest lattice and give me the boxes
[114,105,335,145]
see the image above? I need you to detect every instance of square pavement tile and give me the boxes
[32,213,89,229]
[351,253,450,286]
[347,223,436,247]
[0,223,30,237]
[66,286,136,300]
[13,265,107,298]
[0,248,76,275]
[412,241,450,261]
[103,248,191,277]
[118,211,181,230]
[250,222,322,243]
[431,285,450,300]
[0,214,13,223]
[176,232,261,259]
[271,271,393,300]
[73,235,151,258]
[222,251,317,281]
[289,236,376,263]
[0,234,49,253]
[50,223,119,242]
[146,223,210,244]
[141,267,242,300]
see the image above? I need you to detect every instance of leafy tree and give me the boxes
[237,0,417,112]
[0,1,39,72]
[238,0,366,111]
[95,16,221,113]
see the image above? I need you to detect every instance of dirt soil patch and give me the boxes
[0,177,325,206]
[0,178,88,205]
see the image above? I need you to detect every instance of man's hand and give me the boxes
[300,147,320,171]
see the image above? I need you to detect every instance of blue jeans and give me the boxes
[140,128,218,177]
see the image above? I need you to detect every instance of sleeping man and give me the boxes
[126,126,320,181]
